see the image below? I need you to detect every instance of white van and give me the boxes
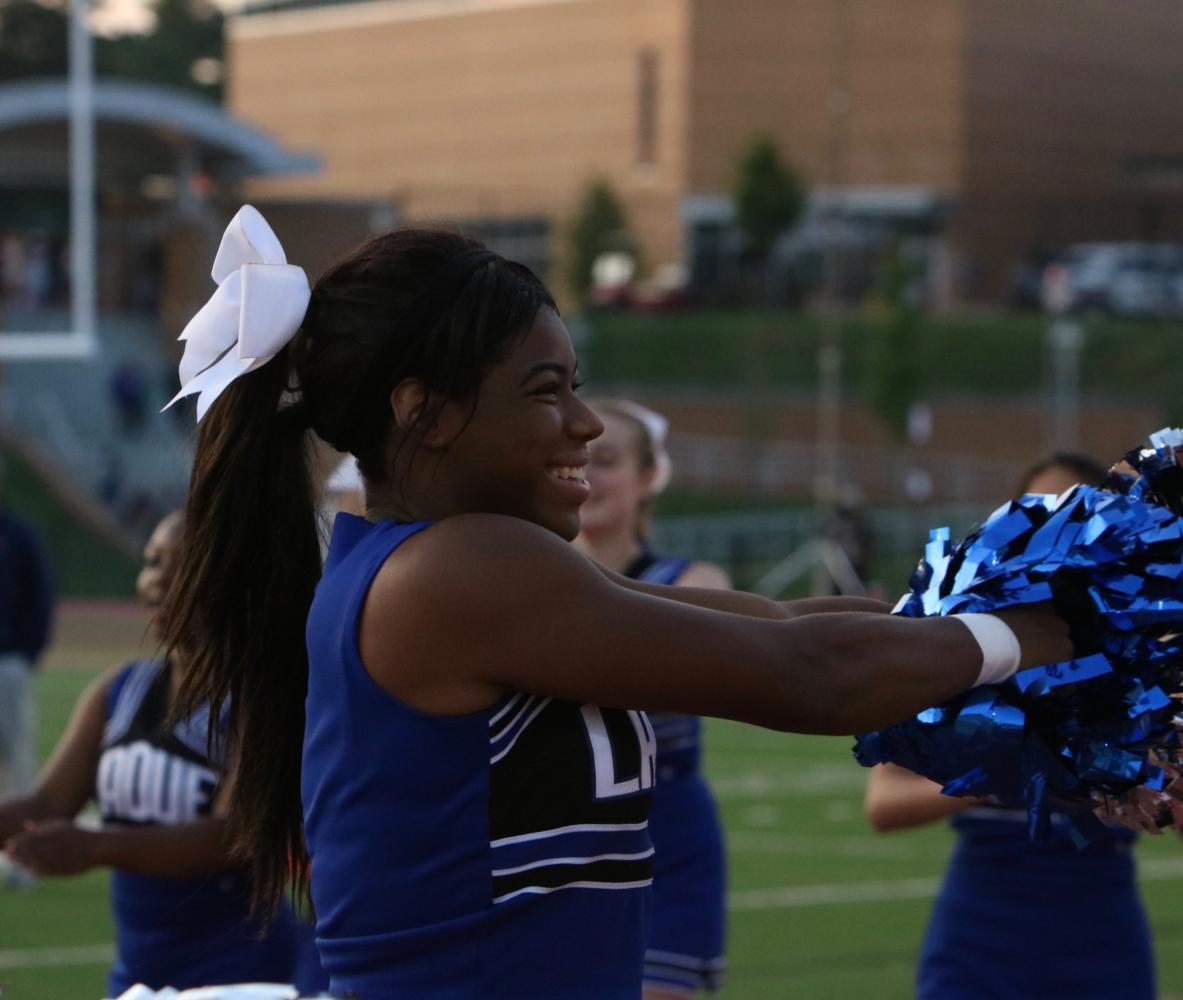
[1041,243,1183,318]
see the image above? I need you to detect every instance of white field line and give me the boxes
[727,829,926,861]
[711,764,868,799]
[0,942,113,969]
[6,858,1183,970]
[729,855,1183,912]
[731,875,942,911]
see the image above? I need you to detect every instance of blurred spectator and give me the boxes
[22,236,51,308]
[824,484,873,595]
[0,456,56,845]
[1,233,27,307]
[0,233,56,310]
[98,449,126,508]
[111,361,148,434]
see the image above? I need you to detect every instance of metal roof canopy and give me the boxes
[0,75,319,360]
[0,78,320,185]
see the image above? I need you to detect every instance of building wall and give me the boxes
[227,0,1183,300]
[228,0,693,284]
[684,0,965,197]
[957,0,1183,294]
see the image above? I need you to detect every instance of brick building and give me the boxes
[227,0,1183,297]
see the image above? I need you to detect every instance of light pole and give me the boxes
[1041,264,1082,451]
[811,0,853,595]
[1048,319,1082,451]
[69,0,97,355]
[0,0,96,360]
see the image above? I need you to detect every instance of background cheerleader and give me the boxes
[0,512,308,995]
[863,452,1155,1000]
[574,398,728,999]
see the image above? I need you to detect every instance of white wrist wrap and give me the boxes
[953,613,1022,687]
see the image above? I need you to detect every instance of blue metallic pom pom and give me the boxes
[854,429,1183,840]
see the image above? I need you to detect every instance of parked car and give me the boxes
[1041,242,1183,318]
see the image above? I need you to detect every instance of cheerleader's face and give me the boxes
[579,414,655,537]
[137,513,183,611]
[1023,465,1082,498]
[435,309,603,540]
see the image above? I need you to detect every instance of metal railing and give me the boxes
[652,504,986,592]
[667,433,1020,505]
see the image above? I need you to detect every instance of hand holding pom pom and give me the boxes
[855,427,1183,844]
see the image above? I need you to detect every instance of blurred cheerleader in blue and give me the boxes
[0,512,307,995]
[864,453,1155,1000]
[574,399,728,998]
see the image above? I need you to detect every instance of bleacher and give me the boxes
[0,308,193,541]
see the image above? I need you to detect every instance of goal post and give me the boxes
[0,0,97,362]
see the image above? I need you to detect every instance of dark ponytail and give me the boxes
[163,345,321,918]
[161,225,556,919]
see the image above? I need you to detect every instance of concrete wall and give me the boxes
[227,0,1183,299]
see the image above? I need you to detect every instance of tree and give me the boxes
[865,242,924,441]
[566,179,636,306]
[732,134,805,265]
[98,0,224,102]
[0,0,68,82]
[0,0,224,101]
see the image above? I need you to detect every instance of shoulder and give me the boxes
[358,515,602,711]
[425,512,570,555]
[96,661,141,697]
[675,560,731,591]
[376,514,579,596]
[75,661,138,724]
[364,513,599,650]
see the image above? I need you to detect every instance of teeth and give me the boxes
[551,466,587,481]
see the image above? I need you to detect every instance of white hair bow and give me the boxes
[613,400,673,496]
[165,205,311,421]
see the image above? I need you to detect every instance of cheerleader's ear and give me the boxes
[390,378,466,449]
[390,378,429,434]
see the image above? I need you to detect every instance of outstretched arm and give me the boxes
[363,515,1071,733]
[595,557,892,620]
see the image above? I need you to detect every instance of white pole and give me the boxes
[811,0,852,595]
[0,0,97,359]
[69,0,97,353]
[1049,318,1083,451]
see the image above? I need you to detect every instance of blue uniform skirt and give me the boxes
[644,774,727,994]
[291,915,330,995]
[918,815,1154,1000]
[107,870,298,995]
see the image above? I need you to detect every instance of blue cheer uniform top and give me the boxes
[98,658,297,995]
[918,807,1154,1000]
[625,547,727,995]
[302,515,657,999]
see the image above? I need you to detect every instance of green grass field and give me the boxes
[6,613,1183,999]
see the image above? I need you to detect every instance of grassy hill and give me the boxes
[584,310,1183,419]
[1,443,139,598]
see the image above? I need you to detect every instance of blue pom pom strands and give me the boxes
[854,428,1183,842]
